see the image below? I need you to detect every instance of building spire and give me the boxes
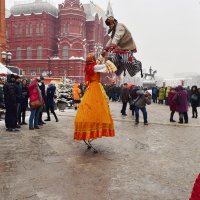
[106,0,114,17]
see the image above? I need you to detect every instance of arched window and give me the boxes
[37,46,42,59]
[36,24,40,35]
[26,24,29,35]
[16,47,21,59]
[19,24,23,36]
[62,46,68,59]
[40,23,44,35]
[30,24,32,36]
[15,25,18,36]
[27,47,32,59]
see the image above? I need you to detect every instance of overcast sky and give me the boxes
[5,0,200,78]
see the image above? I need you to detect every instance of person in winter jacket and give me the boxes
[3,74,19,131]
[158,87,165,104]
[173,85,189,124]
[28,78,43,130]
[168,88,176,122]
[38,76,46,125]
[134,89,151,125]
[45,82,58,122]
[121,83,130,116]
[19,79,29,125]
[129,85,140,116]
[72,83,81,110]
[190,85,199,118]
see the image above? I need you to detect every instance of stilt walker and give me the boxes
[74,53,116,153]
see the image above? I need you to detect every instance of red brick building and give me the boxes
[6,0,114,82]
[0,0,6,61]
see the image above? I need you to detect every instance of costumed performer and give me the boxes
[104,16,142,77]
[74,53,116,153]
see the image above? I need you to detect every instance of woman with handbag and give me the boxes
[28,78,43,130]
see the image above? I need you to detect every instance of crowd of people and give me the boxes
[0,75,58,132]
[152,85,200,123]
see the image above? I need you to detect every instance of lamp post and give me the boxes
[1,51,12,67]
[94,43,103,59]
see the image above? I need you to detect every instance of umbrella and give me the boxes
[0,63,13,76]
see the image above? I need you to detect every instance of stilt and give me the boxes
[83,140,91,149]
[88,140,98,153]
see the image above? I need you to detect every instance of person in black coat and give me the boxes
[3,74,19,132]
[190,85,199,118]
[19,79,29,125]
[45,82,58,122]
[121,83,130,116]
[38,76,46,125]
[15,75,22,128]
[130,86,140,116]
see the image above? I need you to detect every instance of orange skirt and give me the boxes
[74,82,115,140]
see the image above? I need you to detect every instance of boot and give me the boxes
[53,112,58,122]
[179,118,183,124]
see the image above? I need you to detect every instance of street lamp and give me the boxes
[1,51,12,67]
[94,43,103,59]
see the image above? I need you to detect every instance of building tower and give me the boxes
[0,0,6,61]
[57,0,86,59]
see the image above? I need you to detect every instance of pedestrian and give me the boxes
[74,53,115,153]
[134,89,151,125]
[152,86,158,103]
[38,76,46,125]
[121,83,130,116]
[158,87,165,104]
[15,75,22,128]
[165,86,171,105]
[45,81,58,122]
[168,87,176,122]
[72,83,81,110]
[173,85,189,124]
[3,74,19,132]
[28,78,43,130]
[19,79,29,125]
[130,85,139,117]
[190,85,199,118]
[0,78,5,121]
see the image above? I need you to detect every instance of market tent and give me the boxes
[0,63,13,76]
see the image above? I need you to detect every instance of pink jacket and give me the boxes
[28,79,42,103]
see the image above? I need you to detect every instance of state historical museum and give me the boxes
[6,0,113,82]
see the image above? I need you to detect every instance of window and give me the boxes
[36,23,40,35]
[27,47,32,59]
[16,47,21,59]
[19,24,22,36]
[15,25,18,36]
[26,24,29,35]
[30,24,32,36]
[31,70,36,76]
[40,23,44,35]
[37,46,43,59]
[62,46,68,59]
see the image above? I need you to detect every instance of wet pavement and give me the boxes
[0,102,200,200]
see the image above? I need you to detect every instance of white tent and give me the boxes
[0,63,13,76]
